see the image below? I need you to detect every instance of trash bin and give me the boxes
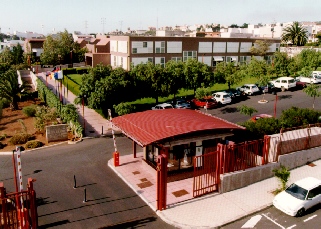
[113,151,119,166]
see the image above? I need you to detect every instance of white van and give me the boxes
[296,74,321,84]
[271,77,296,91]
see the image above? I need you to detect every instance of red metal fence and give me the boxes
[221,139,268,173]
[0,178,37,229]
[193,150,220,197]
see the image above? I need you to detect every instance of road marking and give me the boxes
[241,215,262,228]
[303,214,317,222]
[262,213,285,229]
[287,225,296,229]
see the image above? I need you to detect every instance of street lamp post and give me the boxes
[82,95,86,136]
[70,51,73,68]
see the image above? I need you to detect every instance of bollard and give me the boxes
[83,188,87,203]
[73,175,77,189]
[113,151,119,167]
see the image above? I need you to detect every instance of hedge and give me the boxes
[36,78,82,132]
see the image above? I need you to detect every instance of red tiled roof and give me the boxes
[112,109,245,146]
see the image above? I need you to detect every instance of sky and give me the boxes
[1,0,321,35]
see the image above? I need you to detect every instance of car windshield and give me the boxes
[288,79,295,83]
[285,183,308,200]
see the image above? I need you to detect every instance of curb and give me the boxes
[0,141,68,155]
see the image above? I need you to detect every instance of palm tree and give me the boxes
[0,70,30,110]
[281,21,308,46]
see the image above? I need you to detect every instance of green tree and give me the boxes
[238,105,257,117]
[195,87,211,99]
[214,62,239,89]
[273,165,290,192]
[281,21,308,46]
[298,66,313,78]
[0,70,30,110]
[250,40,271,57]
[12,43,24,65]
[144,62,166,103]
[303,84,321,109]
[164,60,186,99]
[295,49,321,70]
[41,29,78,65]
[184,58,213,95]
[246,57,271,86]
[0,47,14,65]
[273,51,290,77]
[279,107,321,127]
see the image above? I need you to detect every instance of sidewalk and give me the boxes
[37,72,115,137]
[108,148,321,228]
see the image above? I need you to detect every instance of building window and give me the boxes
[183,51,197,62]
[171,57,182,62]
[155,41,165,53]
[143,42,148,48]
[113,56,116,66]
[148,57,153,63]
[132,48,137,54]
[120,57,123,66]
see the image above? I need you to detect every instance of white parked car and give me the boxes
[212,92,232,105]
[151,103,173,110]
[273,177,321,217]
[236,84,260,96]
[271,77,296,91]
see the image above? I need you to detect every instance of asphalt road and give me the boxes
[222,204,321,229]
[0,137,173,229]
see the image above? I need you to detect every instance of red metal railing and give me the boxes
[0,178,37,229]
[222,139,267,173]
[193,151,220,197]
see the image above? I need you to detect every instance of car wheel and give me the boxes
[296,208,305,217]
[248,92,252,96]
[281,86,285,92]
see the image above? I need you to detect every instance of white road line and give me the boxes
[262,213,285,229]
[241,215,262,228]
[287,224,296,229]
[303,214,317,222]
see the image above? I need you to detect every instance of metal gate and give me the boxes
[193,150,220,197]
[1,178,37,229]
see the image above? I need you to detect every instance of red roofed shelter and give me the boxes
[112,109,245,176]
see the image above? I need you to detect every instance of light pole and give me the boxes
[82,95,86,136]
[70,50,73,68]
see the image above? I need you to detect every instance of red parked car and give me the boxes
[191,97,218,109]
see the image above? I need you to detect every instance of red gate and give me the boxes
[193,150,220,197]
[1,178,37,229]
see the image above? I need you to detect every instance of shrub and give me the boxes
[23,105,37,117]
[113,102,136,116]
[25,140,43,149]
[9,133,33,145]
[0,134,7,141]
[0,142,6,149]
[273,165,290,194]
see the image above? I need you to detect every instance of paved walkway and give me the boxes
[108,148,321,228]
[37,72,115,137]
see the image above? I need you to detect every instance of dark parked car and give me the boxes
[224,89,243,100]
[256,82,275,93]
[171,98,191,109]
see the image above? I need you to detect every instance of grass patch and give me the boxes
[63,74,82,96]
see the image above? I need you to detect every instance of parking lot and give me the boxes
[203,88,321,124]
